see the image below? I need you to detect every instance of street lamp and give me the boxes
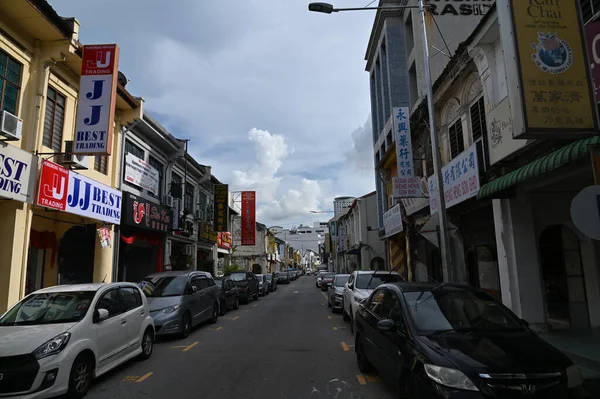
[310,210,334,213]
[308,1,453,282]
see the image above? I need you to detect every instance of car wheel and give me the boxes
[139,328,154,360]
[356,336,373,373]
[219,299,227,316]
[66,353,93,398]
[210,302,219,324]
[234,296,240,309]
[181,312,192,338]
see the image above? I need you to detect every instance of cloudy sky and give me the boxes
[51,0,376,227]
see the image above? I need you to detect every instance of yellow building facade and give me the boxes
[0,0,141,312]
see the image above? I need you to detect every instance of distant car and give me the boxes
[256,274,270,296]
[328,274,350,312]
[0,283,155,399]
[266,274,277,292]
[140,271,220,338]
[225,271,259,303]
[214,276,240,315]
[320,273,335,291]
[315,271,329,288]
[277,272,290,284]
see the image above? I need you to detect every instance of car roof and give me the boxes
[355,270,400,275]
[386,282,476,293]
[32,282,141,295]
[146,271,212,278]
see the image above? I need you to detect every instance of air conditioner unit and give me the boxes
[60,141,89,170]
[162,195,174,207]
[0,110,23,141]
[195,209,204,220]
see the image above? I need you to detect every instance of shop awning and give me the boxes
[477,136,600,199]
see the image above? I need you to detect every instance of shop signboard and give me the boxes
[392,107,422,198]
[121,192,173,233]
[486,97,531,165]
[585,21,600,103]
[428,143,480,214]
[500,0,599,139]
[124,153,159,195]
[241,191,256,246]
[218,232,232,249]
[36,160,122,224]
[73,44,120,155]
[0,143,38,203]
[401,197,429,216]
[213,183,229,232]
[383,204,403,238]
[199,221,218,243]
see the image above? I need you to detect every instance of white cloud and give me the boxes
[345,115,374,172]
[257,178,323,223]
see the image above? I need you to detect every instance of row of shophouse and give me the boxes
[359,0,600,340]
[0,0,248,313]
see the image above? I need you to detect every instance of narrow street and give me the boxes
[85,277,396,399]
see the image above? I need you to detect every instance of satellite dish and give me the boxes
[570,185,600,240]
[118,71,128,87]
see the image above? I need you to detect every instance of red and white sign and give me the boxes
[73,44,120,156]
[218,232,232,249]
[393,176,422,198]
[36,160,69,211]
[241,191,256,246]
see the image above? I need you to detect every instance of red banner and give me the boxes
[241,191,256,246]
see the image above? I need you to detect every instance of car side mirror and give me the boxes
[94,308,109,323]
[377,319,396,332]
[348,283,353,290]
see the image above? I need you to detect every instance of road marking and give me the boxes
[123,373,153,383]
[294,291,299,293]
[333,326,347,331]
[253,304,258,307]
[209,326,222,331]
[321,292,328,300]
[224,316,239,320]
[328,315,332,320]
[366,375,382,383]
[340,342,354,351]
[171,341,199,352]
[136,372,153,383]
[356,375,367,385]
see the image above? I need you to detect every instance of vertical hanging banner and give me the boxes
[73,44,120,155]
[241,191,256,246]
[213,184,229,232]
[392,107,422,198]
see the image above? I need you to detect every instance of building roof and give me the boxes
[29,0,77,39]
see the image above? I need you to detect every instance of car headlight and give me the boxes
[33,332,71,360]
[566,364,583,388]
[162,305,181,314]
[424,364,478,391]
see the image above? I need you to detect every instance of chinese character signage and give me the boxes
[486,97,529,165]
[428,144,480,214]
[241,191,256,246]
[383,204,403,238]
[507,0,599,138]
[124,153,159,195]
[198,221,218,243]
[585,21,600,103]
[73,44,120,155]
[121,192,172,233]
[218,232,232,249]
[0,143,38,203]
[213,184,229,232]
[392,107,421,197]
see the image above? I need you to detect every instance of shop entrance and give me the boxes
[58,225,96,285]
[119,238,159,283]
[539,225,590,330]
[252,264,262,274]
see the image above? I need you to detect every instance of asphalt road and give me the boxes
[84,276,397,399]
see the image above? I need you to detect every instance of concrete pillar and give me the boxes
[93,224,114,283]
[493,195,549,331]
[0,202,32,312]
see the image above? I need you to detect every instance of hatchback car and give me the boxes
[214,276,240,315]
[0,283,155,399]
[354,283,584,398]
[277,272,290,284]
[225,271,259,303]
[328,274,350,313]
[139,271,219,338]
[255,274,270,296]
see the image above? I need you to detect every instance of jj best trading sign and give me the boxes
[73,45,120,155]
[504,0,599,138]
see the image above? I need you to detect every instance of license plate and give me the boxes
[0,372,3,381]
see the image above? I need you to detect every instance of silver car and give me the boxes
[328,274,350,312]
[255,274,270,296]
[139,271,219,338]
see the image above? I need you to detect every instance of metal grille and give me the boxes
[449,120,464,159]
[580,0,600,23]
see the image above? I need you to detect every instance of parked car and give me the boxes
[277,272,290,284]
[139,271,219,338]
[328,274,350,313]
[315,270,329,288]
[0,283,155,399]
[225,271,259,303]
[320,273,335,291]
[266,274,277,292]
[342,270,403,333]
[214,276,240,315]
[256,274,270,296]
[354,282,584,398]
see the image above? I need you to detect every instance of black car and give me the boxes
[214,276,240,315]
[277,272,290,284]
[266,274,277,292]
[354,283,584,398]
[225,271,259,304]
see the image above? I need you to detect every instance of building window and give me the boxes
[448,119,464,159]
[94,155,108,174]
[581,0,600,23]
[184,183,194,215]
[123,140,144,189]
[148,156,164,197]
[197,191,207,219]
[42,87,65,151]
[469,96,487,142]
[0,50,23,115]
[171,173,182,198]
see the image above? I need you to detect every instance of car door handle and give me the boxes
[140,310,145,316]
[121,319,127,325]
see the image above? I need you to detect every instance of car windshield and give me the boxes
[403,289,525,334]
[140,276,188,297]
[334,275,350,286]
[214,279,223,288]
[229,273,248,282]
[265,275,272,281]
[355,273,403,289]
[0,291,95,326]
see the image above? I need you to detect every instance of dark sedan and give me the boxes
[214,276,240,315]
[277,272,290,284]
[354,283,584,398]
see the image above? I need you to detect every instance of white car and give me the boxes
[342,270,403,334]
[0,283,155,399]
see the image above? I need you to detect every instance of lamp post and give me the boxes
[308,0,453,282]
